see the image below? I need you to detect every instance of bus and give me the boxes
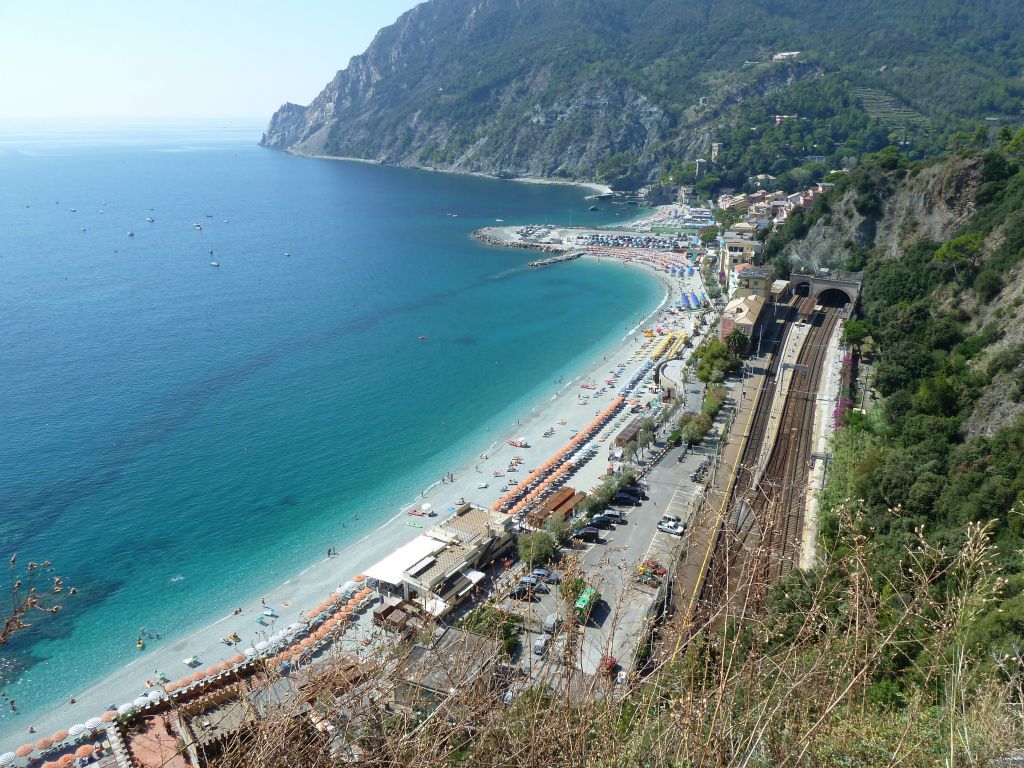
[574,587,599,623]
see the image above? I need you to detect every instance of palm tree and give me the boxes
[725,328,748,356]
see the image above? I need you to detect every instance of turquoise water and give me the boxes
[0,124,661,732]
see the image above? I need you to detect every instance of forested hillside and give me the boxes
[764,129,1024,721]
[262,0,1024,188]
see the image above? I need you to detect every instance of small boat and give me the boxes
[493,470,505,477]
[193,222,202,230]
[146,217,155,222]
[68,208,77,213]
[477,482,489,489]
[81,227,86,232]
[127,231,134,237]
[284,252,291,257]
[206,214,213,218]
[495,218,504,222]
[223,219,229,223]
[418,335,428,341]
[210,261,220,267]
[209,248,214,254]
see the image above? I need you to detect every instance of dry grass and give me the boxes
[152,507,1024,767]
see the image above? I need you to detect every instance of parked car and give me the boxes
[620,485,648,500]
[518,575,549,593]
[658,521,685,536]
[509,584,535,600]
[611,493,641,507]
[602,509,626,523]
[661,514,682,525]
[589,515,613,529]
[532,634,551,656]
[571,526,600,543]
[543,613,563,634]
[532,568,561,584]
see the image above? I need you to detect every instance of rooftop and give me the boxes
[723,294,767,326]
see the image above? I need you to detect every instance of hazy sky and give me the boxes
[0,1,421,121]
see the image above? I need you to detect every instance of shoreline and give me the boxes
[0,245,675,746]
[292,151,614,195]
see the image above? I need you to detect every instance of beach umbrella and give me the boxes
[191,671,206,682]
[58,756,75,768]
[353,574,366,582]
[100,711,117,723]
[0,753,16,766]
[230,652,246,664]
[300,637,314,648]
[68,723,88,737]
[75,745,95,759]
[327,592,341,605]
[243,647,258,657]
[116,703,135,716]
[147,690,166,704]
[254,640,270,651]
[206,666,222,678]
[50,730,68,743]
[34,738,53,751]
[175,676,193,688]
[164,682,180,693]
[84,717,102,730]
[41,762,58,768]
[132,696,149,708]
[218,660,232,671]
[15,745,34,758]
[290,644,303,655]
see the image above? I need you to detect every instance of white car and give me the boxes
[657,521,685,536]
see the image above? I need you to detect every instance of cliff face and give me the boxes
[261,0,1024,184]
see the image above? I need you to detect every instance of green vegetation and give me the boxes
[796,137,1024,715]
[517,531,557,567]
[458,605,523,656]
[691,338,741,383]
[280,0,1024,188]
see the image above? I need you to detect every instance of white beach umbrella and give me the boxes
[68,724,88,737]
[243,647,258,657]
[132,696,149,708]
[85,718,103,730]
[116,703,136,716]
[147,690,165,703]
[0,752,17,766]
[254,641,269,651]
[340,581,357,594]
[286,622,303,634]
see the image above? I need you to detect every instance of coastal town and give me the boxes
[2,193,859,767]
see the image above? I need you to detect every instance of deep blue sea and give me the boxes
[0,123,661,730]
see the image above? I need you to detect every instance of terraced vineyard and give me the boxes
[853,86,931,132]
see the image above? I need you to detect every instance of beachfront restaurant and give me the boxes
[363,504,514,618]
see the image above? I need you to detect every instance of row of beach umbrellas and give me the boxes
[492,396,626,516]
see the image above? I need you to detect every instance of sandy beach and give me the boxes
[2,241,711,747]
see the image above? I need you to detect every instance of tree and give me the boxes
[725,328,748,356]
[842,319,872,351]
[517,531,556,567]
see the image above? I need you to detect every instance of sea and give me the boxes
[0,122,663,732]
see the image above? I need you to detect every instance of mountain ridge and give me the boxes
[262,0,1024,188]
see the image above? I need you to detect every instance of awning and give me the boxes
[363,537,447,588]
[421,597,448,617]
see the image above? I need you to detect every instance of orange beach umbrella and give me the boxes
[206,666,221,678]
[218,660,232,671]
[15,745,34,758]
[34,739,53,751]
[50,730,68,743]
[58,755,75,767]
[100,711,117,723]
[75,745,95,759]
[191,671,206,682]
[230,653,246,664]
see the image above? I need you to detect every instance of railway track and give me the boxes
[697,301,841,622]
[752,305,841,580]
